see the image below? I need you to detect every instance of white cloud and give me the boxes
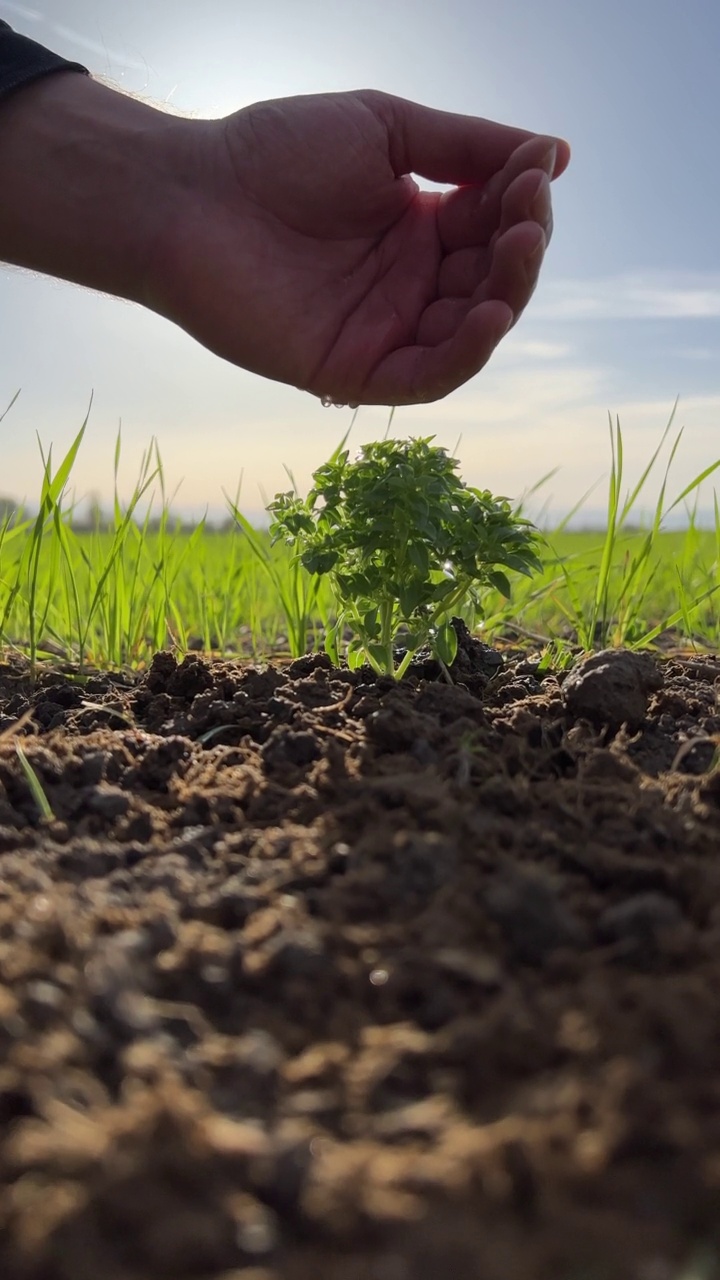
[533,271,720,320]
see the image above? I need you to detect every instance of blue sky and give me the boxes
[1,0,719,525]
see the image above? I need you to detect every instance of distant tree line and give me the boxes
[0,494,242,533]
[0,496,19,524]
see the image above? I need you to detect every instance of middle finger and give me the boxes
[437,134,557,254]
[438,168,552,298]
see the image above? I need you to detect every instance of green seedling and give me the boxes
[15,742,54,821]
[268,435,542,679]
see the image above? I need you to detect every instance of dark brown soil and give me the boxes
[0,628,719,1280]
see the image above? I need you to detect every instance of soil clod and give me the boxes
[562,647,664,731]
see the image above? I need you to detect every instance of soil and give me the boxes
[0,624,719,1280]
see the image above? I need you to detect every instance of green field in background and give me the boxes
[1,521,718,670]
[1,406,718,670]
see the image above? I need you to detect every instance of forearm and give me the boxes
[0,70,194,306]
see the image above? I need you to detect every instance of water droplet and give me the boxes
[320,395,356,409]
[348,401,360,410]
[369,968,389,986]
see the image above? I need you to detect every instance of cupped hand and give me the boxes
[152,89,570,405]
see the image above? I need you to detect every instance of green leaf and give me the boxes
[16,743,54,820]
[431,578,456,601]
[398,579,427,617]
[302,548,337,575]
[433,622,458,666]
[367,642,392,675]
[362,608,380,638]
[408,543,430,575]
[324,623,339,665]
[488,569,512,597]
[347,645,366,671]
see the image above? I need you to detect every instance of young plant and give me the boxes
[268,436,542,679]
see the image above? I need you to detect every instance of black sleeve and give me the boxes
[0,19,89,103]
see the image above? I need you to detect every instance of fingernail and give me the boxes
[541,142,558,175]
[524,234,546,277]
[496,307,514,339]
[530,173,551,221]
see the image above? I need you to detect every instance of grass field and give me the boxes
[1,403,719,670]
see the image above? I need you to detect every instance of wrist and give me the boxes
[0,71,195,306]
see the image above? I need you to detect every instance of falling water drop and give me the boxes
[321,395,357,409]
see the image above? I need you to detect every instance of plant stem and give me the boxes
[379,598,395,676]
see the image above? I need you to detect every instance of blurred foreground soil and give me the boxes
[0,635,719,1279]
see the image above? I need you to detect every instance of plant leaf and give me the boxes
[433,622,458,666]
[488,570,512,598]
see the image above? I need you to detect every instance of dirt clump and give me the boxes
[562,648,664,731]
[0,637,719,1279]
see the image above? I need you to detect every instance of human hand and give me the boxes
[152,90,569,406]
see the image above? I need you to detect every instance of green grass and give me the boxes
[14,742,54,820]
[0,399,718,672]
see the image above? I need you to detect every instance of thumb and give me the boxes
[367,90,570,186]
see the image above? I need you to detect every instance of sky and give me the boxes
[1,0,719,526]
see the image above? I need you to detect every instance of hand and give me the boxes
[152,90,570,405]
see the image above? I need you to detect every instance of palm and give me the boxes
[155,90,568,405]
